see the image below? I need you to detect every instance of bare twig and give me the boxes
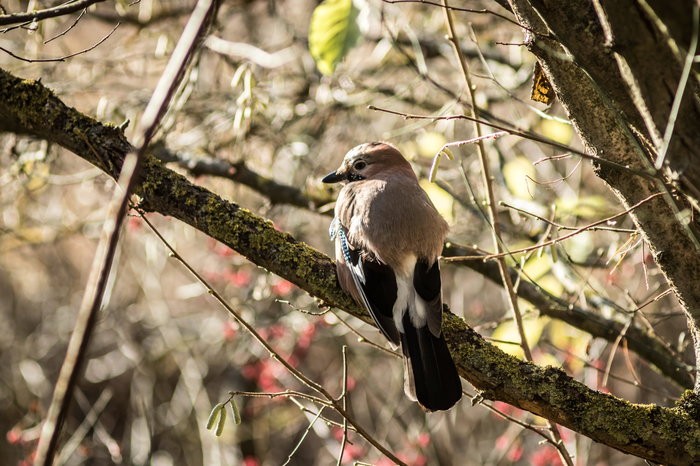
[382,0,532,32]
[32,1,217,464]
[442,2,572,462]
[655,3,699,170]
[282,407,325,466]
[44,8,87,44]
[367,105,658,180]
[441,0,532,360]
[602,317,634,387]
[230,390,332,406]
[337,346,349,466]
[501,201,637,234]
[0,0,103,26]
[0,23,119,63]
[444,192,664,262]
[287,397,358,432]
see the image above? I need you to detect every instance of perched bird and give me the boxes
[322,142,462,411]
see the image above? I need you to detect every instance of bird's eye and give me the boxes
[354,161,367,170]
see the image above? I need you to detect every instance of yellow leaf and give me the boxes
[491,316,549,359]
[547,320,591,373]
[503,156,535,199]
[522,255,552,281]
[419,180,453,223]
[562,230,594,263]
[539,118,573,145]
[416,132,446,158]
[308,0,360,75]
[534,352,561,368]
[535,274,564,297]
[555,195,614,219]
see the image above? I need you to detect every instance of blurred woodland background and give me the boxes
[1,0,699,465]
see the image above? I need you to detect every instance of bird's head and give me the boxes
[322,142,413,184]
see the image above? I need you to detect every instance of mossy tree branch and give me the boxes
[150,143,694,389]
[1,67,699,464]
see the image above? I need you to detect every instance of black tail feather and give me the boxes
[400,314,462,411]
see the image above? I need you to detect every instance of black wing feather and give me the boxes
[400,313,462,411]
[341,231,400,345]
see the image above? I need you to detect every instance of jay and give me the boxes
[322,142,462,411]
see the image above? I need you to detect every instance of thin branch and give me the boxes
[382,0,532,32]
[501,200,638,234]
[288,397,357,432]
[655,3,699,170]
[602,317,634,387]
[367,105,658,180]
[230,390,332,406]
[444,192,664,262]
[0,23,119,63]
[337,346,349,466]
[442,0,532,361]
[32,1,216,464]
[43,8,87,44]
[0,0,103,26]
[282,407,325,466]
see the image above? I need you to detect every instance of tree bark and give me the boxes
[506,0,700,393]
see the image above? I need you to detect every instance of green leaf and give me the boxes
[308,0,360,75]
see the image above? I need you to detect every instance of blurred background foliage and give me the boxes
[0,0,692,464]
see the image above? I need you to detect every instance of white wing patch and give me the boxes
[392,254,428,332]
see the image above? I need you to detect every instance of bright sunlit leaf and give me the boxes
[522,255,552,281]
[491,316,549,359]
[562,229,594,263]
[535,274,564,297]
[308,0,360,75]
[416,132,447,158]
[503,156,535,199]
[556,195,614,219]
[539,118,573,145]
[534,352,561,368]
[420,179,453,223]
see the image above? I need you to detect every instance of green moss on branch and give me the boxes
[1,66,698,464]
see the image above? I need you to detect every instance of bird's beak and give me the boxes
[322,171,345,183]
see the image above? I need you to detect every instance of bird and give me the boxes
[322,142,462,412]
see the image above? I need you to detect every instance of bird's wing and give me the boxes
[412,258,443,337]
[335,221,401,345]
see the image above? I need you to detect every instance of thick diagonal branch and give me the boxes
[1,67,699,464]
